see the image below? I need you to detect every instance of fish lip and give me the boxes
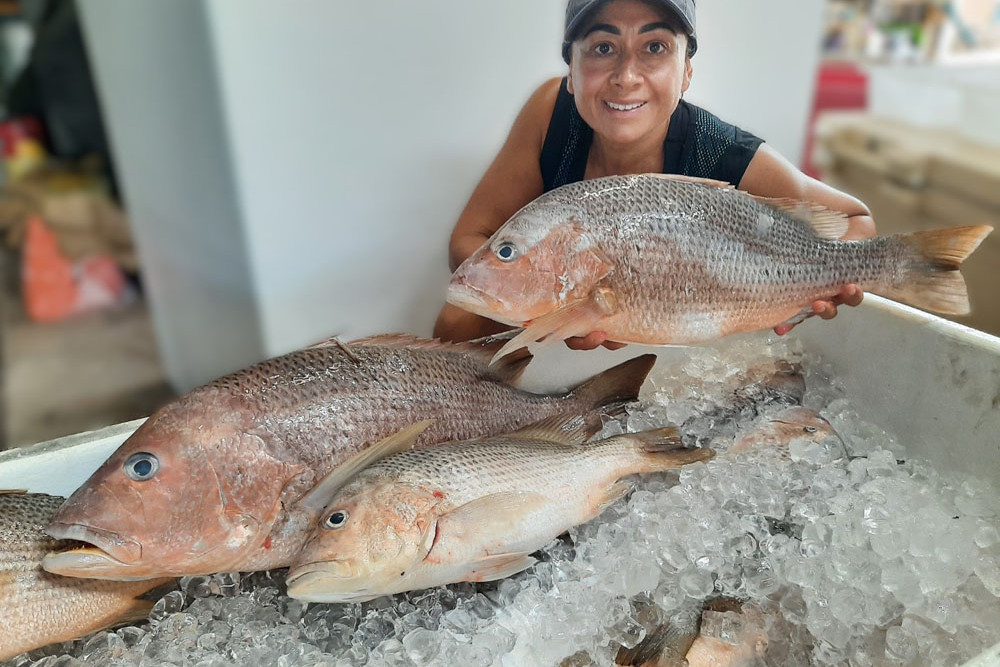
[45,521,142,564]
[286,564,364,603]
[286,560,353,585]
[446,283,523,327]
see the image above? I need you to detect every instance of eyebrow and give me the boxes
[582,21,678,38]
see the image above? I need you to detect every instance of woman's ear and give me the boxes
[567,66,575,95]
[681,57,693,93]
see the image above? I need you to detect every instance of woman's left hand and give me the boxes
[774,285,864,336]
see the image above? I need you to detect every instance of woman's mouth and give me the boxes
[604,101,646,112]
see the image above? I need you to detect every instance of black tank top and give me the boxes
[540,78,764,192]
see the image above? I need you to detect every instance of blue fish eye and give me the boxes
[124,452,160,482]
[495,242,518,263]
[324,510,349,530]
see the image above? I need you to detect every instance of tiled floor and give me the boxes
[1,253,176,449]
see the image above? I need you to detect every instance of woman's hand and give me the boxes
[774,285,864,336]
[564,331,627,351]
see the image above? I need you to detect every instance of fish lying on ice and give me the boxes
[446,174,993,360]
[0,491,169,661]
[44,335,655,580]
[729,406,845,461]
[614,597,769,667]
[285,416,714,603]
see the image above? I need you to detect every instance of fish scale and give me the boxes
[448,174,991,354]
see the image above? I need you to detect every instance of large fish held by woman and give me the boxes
[43,335,654,580]
[447,174,993,360]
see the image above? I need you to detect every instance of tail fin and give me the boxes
[628,426,715,473]
[569,354,656,431]
[883,225,992,315]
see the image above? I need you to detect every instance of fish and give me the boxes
[728,406,845,459]
[615,597,769,667]
[446,173,993,361]
[0,491,170,661]
[43,334,656,580]
[285,415,715,603]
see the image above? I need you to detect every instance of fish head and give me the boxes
[448,206,612,325]
[43,396,305,579]
[287,483,442,602]
[731,407,846,460]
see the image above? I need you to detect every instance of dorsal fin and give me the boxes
[503,413,593,445]
[646,173,736,190]
[297,420,435,511]
[306,336,360,363]
[348,333,534,385]
[748,196,850,240]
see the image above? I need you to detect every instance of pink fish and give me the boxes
[447,174,992,360]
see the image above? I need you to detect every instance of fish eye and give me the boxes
[494,242,519,263]
[124,452,160,482]
[803,426,818,434]
[324,510,349,530]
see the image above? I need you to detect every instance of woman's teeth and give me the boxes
[606,101,645,111]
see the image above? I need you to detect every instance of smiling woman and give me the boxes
[434,0,877,349]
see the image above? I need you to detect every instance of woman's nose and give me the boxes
[610,52,641,87]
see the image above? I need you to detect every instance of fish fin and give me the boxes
[348,332,535,384]
[747,196,851,240]
[111,597,158,626]
[881,225,993,315]
[777,305,814,328]
[569,353,656,426]
[624,427,716,473]
[504,414,592,445]
[461,552,538,582]
[438,492,549,543]
[615,600,704,666]
[490,288,620,364]
[297,420,435,511]
[646,173,736,190]
[597,480,635,513]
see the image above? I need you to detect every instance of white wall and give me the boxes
[76,1,265,391]
[77,0,824,389]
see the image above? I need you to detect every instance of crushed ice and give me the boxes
[6,336,1000,666]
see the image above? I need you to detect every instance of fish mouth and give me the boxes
[286,561,364,602]
[43,522,143,577]
[446,283,521,326]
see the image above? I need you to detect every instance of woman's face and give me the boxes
[567,0,692,147]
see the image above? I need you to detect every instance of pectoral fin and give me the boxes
[439,491,550,542]
[491,287,619,364]
[461,552,538,582]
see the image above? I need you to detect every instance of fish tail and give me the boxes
[884,225,992,315]
[570,354,657,429]
[629,427,715,472]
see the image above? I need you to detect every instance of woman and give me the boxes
[434,0,874,348]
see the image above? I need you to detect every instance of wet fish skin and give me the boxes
[44,335,655,580]
[286,417,714,603]
[447,174,992,358]
[0,491,168,661]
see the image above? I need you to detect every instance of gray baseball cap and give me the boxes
[562,0,697,62]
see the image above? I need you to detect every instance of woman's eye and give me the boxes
[494,242,519,262]
[593,42,614,56]
[124,452,160,482]
[647,41,668,55]
[324,510,349,530]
